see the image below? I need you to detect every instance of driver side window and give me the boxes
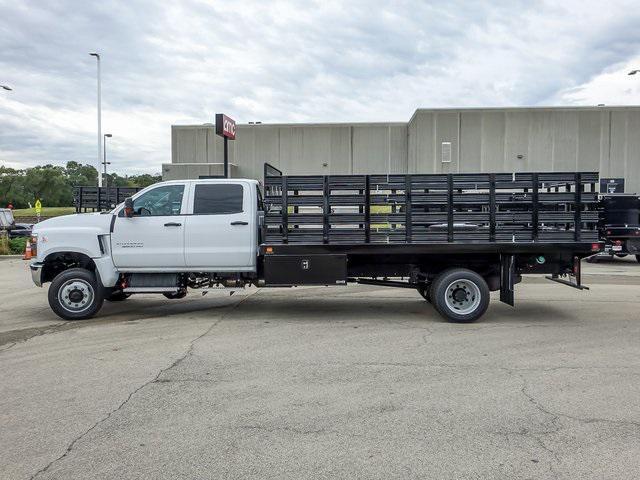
[131,185,185,216]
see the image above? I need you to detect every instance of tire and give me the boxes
[106,290,131,302]
[636,255,640,263]
[430,268,490,323]
[615,253,628,258]
[418,284,431,303]
[48,268,104,320]
[163,290,187,300]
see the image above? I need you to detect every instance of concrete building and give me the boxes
[165,106,640,192]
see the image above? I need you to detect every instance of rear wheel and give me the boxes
[615,253,628,258]
[48,268,104,320]
[636,255,640,263]
[431,269,489,323]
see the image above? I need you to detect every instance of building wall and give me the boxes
[167,106,640,193]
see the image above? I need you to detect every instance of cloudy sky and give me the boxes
[1,0,640,174]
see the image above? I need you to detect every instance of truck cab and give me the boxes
[30,179,263,320]
[110,179,261,272]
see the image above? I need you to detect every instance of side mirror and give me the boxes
[124,198,134,218]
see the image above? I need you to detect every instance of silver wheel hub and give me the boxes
[58,279,94,313]
[444,279,481,315]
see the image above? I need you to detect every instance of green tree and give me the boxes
[0,162,162,208]
[65,161,98,186]
[23,165,73,207]
[126,173,161,188]
[0,166,28,208]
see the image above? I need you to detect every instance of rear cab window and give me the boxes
[193,184,244,215]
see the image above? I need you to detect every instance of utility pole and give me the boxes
[103,133,112,189]
[89,53,102,187]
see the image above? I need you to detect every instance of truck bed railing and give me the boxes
[73,186,143,213]
[262,168,599,245]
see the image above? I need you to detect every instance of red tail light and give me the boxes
[591,243,602,252]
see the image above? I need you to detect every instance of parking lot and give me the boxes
[1,257,639,479]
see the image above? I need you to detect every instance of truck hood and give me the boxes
[33,212,113,234]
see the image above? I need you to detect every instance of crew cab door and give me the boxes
[111,183,187,269]
[183,182,255,271]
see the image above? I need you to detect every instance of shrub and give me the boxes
[8,237,27,254]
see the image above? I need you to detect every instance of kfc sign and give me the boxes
[215,113,236,140]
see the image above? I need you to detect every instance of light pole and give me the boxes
[1,85,12,91]
[89,52,102,187]
[103,133,112,190]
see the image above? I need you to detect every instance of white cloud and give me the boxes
[554,56,640,105]
[0,0,640,173]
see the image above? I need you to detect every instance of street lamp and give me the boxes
[103,133,112,189]
[628,70,639,76]
[89,52,102,187]
[1,85,12,91]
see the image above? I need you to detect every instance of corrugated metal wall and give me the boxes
[166,107,640,193]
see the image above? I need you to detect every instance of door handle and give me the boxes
[164,222,182,227]
[230,221,249,226]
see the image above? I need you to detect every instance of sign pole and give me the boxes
[215,113,236,179]
[224,136,229,178]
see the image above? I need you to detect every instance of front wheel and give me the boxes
[48,268,104,320]
[430,269,490,323]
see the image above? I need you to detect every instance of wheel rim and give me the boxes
[58,279,94,313]
[444,279,481,315]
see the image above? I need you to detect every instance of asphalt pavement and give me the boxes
[1,256,640,479]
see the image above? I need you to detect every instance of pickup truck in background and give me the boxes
[29,165,603,323]
[0,208,32,239]
[591,194,640,263]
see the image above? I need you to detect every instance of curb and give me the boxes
[0,255,25,261]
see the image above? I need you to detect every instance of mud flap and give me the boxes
[500,254,515,306]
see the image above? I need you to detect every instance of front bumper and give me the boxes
[30,262,44,287]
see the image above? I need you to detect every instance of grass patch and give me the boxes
[12,206,75,217]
